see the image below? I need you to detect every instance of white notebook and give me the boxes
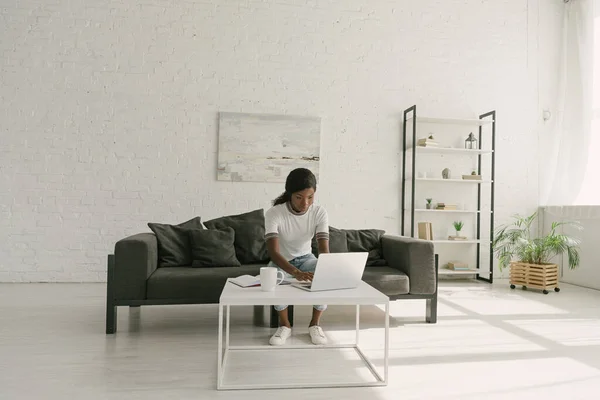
[229,275,261,288]
[229,274,295,288]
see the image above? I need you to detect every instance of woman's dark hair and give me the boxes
[272,168,317,206]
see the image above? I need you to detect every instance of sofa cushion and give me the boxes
[311,226,349,256]
[146,264,410,300]
[147,217,203,267]
[147,265,265,301]
[362,266,409,296]
[344,229,387,266]
[204,209,269,264]
[188,227,241,268]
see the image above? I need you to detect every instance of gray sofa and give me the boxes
[105,212,438,334]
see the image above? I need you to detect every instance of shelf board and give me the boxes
[413,209,481,213]
[406,116,494,126]
[429,240,484,244]
[407,146,493,155]
[412,178,493,184]
[439,268,480,275]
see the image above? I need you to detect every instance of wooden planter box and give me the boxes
[509,262,560,294]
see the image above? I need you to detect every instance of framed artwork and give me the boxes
[217,112,321,183]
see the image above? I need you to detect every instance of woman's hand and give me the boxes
[293,270,314,282]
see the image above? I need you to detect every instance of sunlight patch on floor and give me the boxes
[368,357,600,400]
[327,318,545,358]
[440,289,569,316]
[507,318,600,347]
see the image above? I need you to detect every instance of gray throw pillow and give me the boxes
[148,217,203,267]
[312,226,349,256]
[203,209,269,264]
[344,229,387,266]
[188,227,241,268]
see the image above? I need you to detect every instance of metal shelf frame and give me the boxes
[401,105,496,283]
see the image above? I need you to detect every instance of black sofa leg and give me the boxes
[426,253,439,324]
[270,305,294,328]
[426,295,437,323]
[106,254,117,334]
[106,302,117,334]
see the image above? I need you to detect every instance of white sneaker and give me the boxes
[308,325,328,345]
[269,326,292,346]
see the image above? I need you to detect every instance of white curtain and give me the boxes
[539,0,595,206]
[574,0,600,204]
[541,205,600,289]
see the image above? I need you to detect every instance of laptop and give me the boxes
[291,252,368,292]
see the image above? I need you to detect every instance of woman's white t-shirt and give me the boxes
[264,202,329,261]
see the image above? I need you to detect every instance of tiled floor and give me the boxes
[1,280,600,399]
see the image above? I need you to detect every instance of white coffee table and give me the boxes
[217,280,389,390]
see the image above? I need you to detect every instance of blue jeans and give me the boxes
[268,253,327,312]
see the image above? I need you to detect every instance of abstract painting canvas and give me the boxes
[217,112,321,183]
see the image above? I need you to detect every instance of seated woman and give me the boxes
[264,168,330,346]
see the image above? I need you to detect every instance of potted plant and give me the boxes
[425,198,433,209]
[453,221,464,236]
[492,211,582,294]
[448,221,466,240]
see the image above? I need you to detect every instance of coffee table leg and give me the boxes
[217,304,223,390]
[226,305,230,350]
[355,305,360,345]
[384,301,389,384]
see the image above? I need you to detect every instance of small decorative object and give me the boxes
[447,261,470,271]
[493,211,582,294]
[425,198,433,209]
[442,168,451,179]
[453,221,464,236]
[448,221,467,240]
[418,222,434,240]
[465,133,478,149]
[436,202,457,210]
[462,171,482,180]
[417,134,440,148]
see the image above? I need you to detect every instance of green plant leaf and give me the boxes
[453,221,464,231]
[491,211,582,269]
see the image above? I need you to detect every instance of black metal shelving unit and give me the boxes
[401,105,496,283]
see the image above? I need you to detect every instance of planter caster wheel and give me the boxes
[522,286,527,290]
[510,284,515,289]
[543,290,549,294]
[554,287,560,292]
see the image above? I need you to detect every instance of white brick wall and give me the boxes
[1,0,560,282]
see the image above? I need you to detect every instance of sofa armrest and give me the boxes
[381,235,436,294]
[113,233,158,300]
